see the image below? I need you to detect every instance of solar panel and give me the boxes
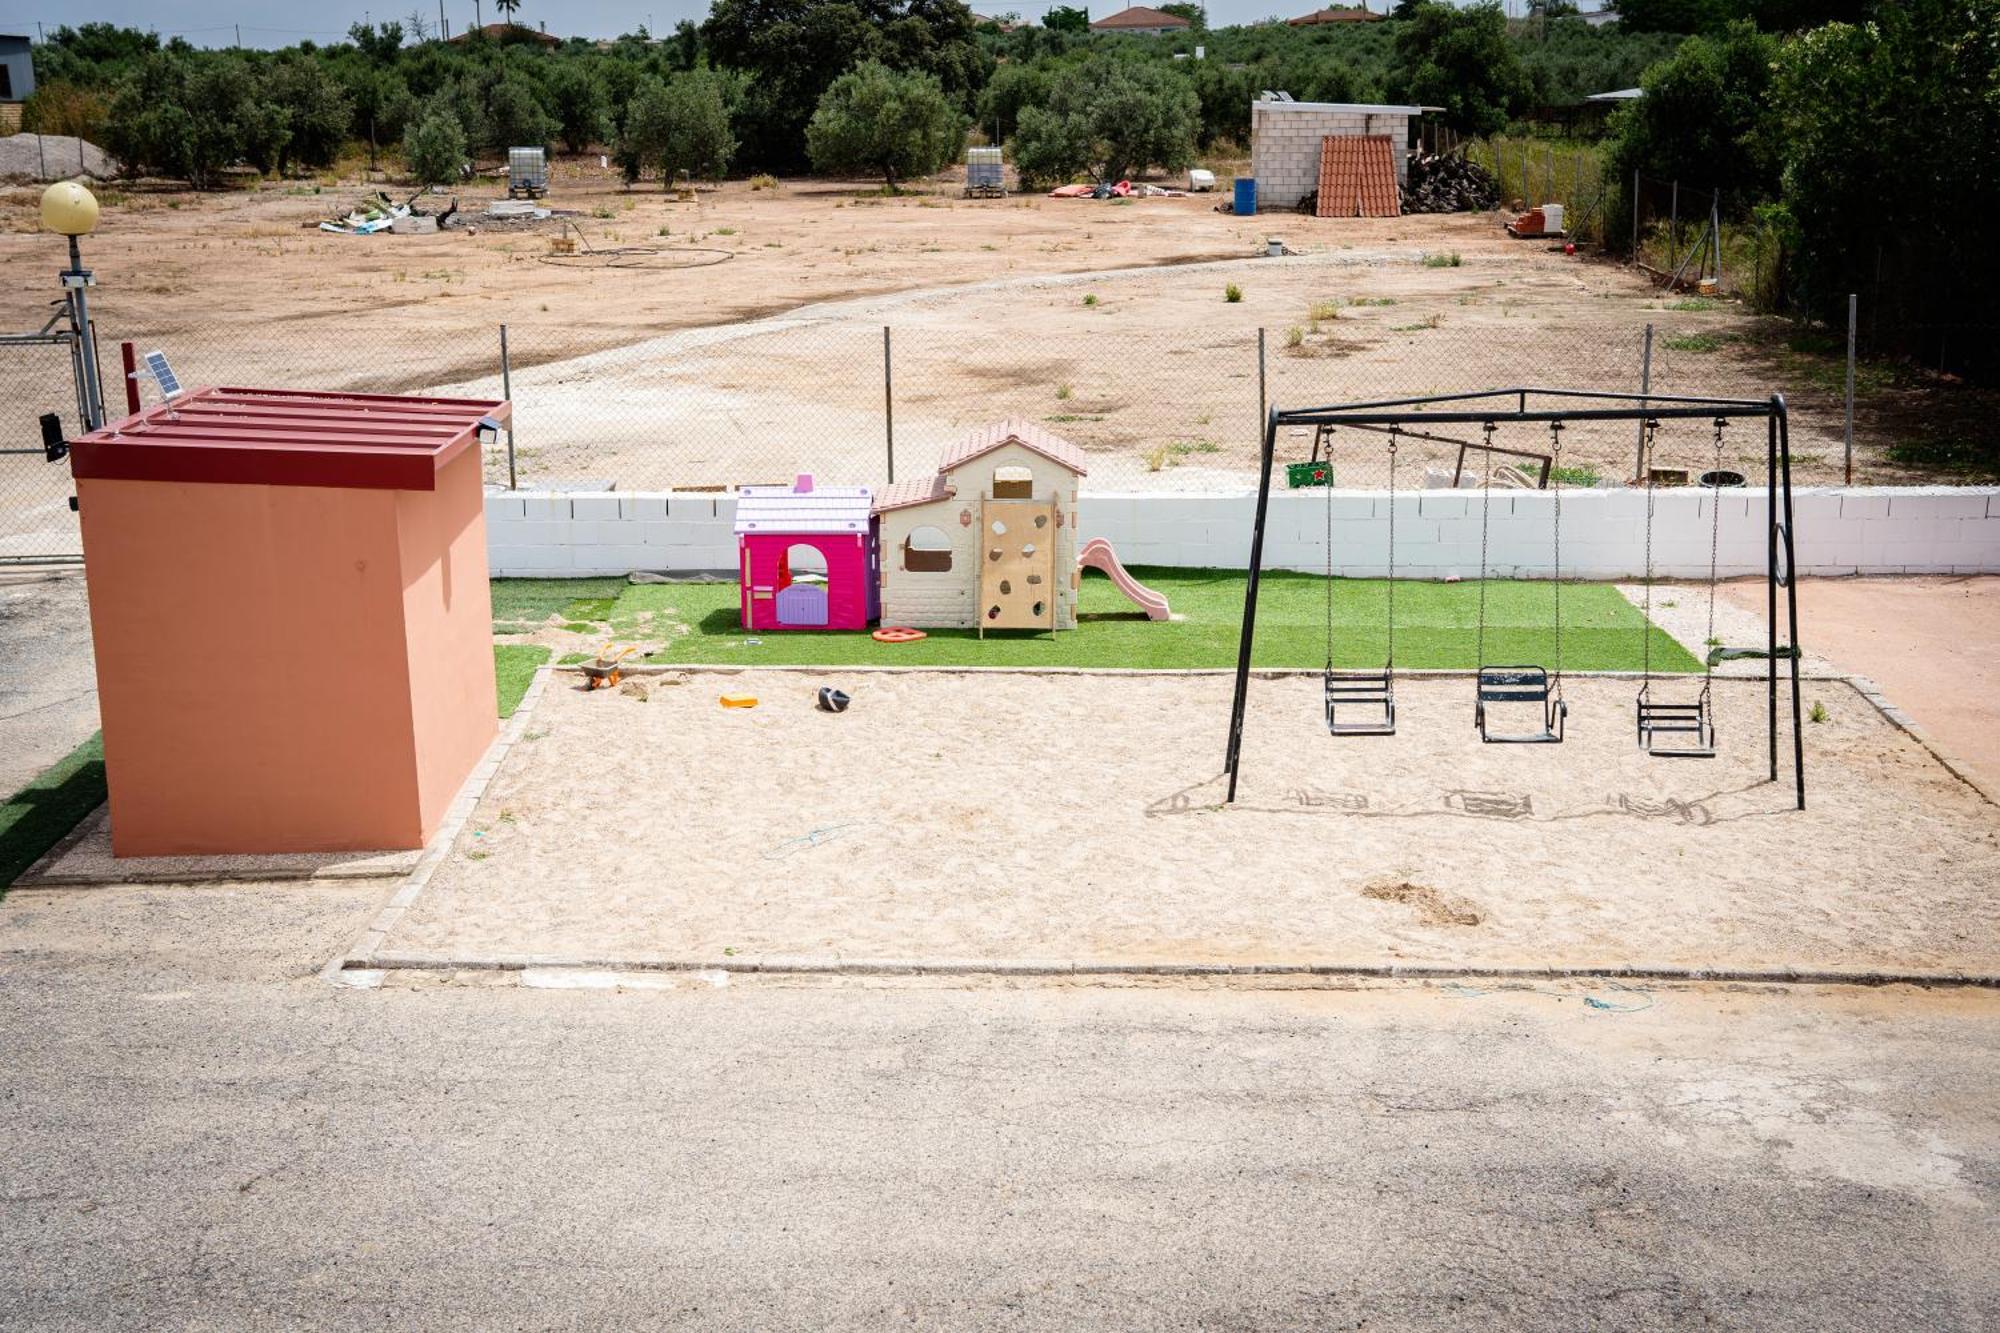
[143,350,182,400]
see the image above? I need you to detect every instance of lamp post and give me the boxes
[43,181,106,431]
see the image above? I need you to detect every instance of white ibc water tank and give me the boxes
[1541,202,1566,233]
[1189,169,1216,192]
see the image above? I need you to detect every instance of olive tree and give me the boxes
[805,61,963,192]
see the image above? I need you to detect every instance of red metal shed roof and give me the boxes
[1316,135,1401,218]
[68,386,512,491]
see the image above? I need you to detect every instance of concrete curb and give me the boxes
[342,952,2000,990]
[1843,674,1998,806]
[324,664,1997,991]
[318,663,558,986]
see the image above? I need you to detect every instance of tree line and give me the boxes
[24,2,1997,377]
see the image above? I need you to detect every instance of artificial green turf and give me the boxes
[491,570,1702,673]
[0,733,106,894]
[495,644,553,718]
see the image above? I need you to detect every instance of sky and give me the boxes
[1,0,1558,49]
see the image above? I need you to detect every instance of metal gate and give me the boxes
[0,321,92,562]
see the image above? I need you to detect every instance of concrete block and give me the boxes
[1838,492,1891,520]
[487,518,570,549]
[570,494,622,522]
[1889,490,1990,520]
[489,545,574,574]
[619,494,670,521]
[483,493,526,522]
[521,494,571,521]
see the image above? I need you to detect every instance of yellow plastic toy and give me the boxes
[719,692,758,709]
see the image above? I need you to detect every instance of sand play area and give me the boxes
[369,669,1999,977]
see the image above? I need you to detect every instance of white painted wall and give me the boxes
[485,487,2000,580]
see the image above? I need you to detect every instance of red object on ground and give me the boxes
[1506,208,1548,239]
[1077,537,1171,621]
[69,384,507,856]
[68,385,511,491]
[1315,136,1401,218]
[1047,184,1094,198]
[872,627,927,643]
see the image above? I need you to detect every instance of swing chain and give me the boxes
[1705,417,1728,682]
[1550,419,1563,680]
[1476,421,1495,669]
[1324,426,1335,672]
[1640,417,1660,685]
[1386,427,1398,668]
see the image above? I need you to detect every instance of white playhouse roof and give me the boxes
[733,477,874,535]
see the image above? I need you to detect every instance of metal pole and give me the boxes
[1225,408,1281,804]
[499,324,517,490]
[1667,181,1679,276]
[1778,400,1804,811]
[1630,169,1639,257]
[1632,323,1653,482]
[120,340,139,415]
[882,326,894,486]
[1710,192,1722,289]
[1257,327,1267,441]
[1843,293,1856,485]
[63,236,104,430]
[1767,407,1777,787]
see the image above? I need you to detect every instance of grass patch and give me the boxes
[1349,296,1398,307]
[1884,435,1999,480]
[1516,462,1603,487]
[489,578,627,624]
[495,644,553,719]
[499,573,1698,674]
[1666,297,1720,312]
[0,734,106,895]
[1422,252,1462,268]
[1663,333,1722,353]
[1225,283,1242,303]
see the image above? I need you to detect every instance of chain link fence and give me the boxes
[0,330,96,561]
[7,287,1872,559]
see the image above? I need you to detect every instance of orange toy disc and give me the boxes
[871,627,927,644]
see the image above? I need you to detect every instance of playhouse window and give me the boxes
[782,542,829,586]
[993,466,1033,499]
[903,525,953,573]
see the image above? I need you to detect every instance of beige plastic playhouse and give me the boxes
[874,420,1086,633]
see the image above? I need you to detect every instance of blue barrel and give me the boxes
[1233,177,1257,217]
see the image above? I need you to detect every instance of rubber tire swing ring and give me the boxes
[872,627,927,644]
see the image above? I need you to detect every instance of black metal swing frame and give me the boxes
[1223,386,1806,809]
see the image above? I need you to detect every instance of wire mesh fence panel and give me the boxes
[0,339,87,559]
[429,322,895,492]
[888,315,1264,493]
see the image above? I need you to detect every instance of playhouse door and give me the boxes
[775,583,829,627]
[978,499,1057,635]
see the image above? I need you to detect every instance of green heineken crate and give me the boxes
[1285,460,1333,488]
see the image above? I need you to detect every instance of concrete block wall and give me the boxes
[1250,103,1413,212]
[485,486,2000,580]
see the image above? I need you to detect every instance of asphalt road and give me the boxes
[2,882,1994,1330]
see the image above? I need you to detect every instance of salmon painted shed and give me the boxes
[734,474,879,630]
[66,385,508,857]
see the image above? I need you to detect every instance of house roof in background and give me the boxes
[1587,87,1644,101]
[1287,7,1384,24]
[1091,5,1194,29]
[452,23,561,45]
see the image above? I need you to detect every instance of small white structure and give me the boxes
[873,420,1088,632]
[1250,99,1422,212]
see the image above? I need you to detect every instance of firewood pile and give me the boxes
[1403,152,1501,214]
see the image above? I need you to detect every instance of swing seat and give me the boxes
[1474,666,1566,744]
[1636,689,1715,757]
[1324,668,1396,736]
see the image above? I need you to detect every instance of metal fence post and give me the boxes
[882,325,895,486]
[1257,327,1267,444]
[1632,322,1654,482]
[1844,293,1857,485]
[1711,192,1722,291]
[1630,169,1639,257]
[499,323,517,491]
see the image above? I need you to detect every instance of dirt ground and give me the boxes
[1723,575,2000,788]
[375,670,1998,974]
[0,159,1966,496]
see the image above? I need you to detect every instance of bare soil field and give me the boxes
[375,670,1999,976]
[1,159,1982,498]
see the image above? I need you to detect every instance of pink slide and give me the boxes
[1078,538,1172,621]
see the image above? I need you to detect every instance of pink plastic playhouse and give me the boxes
[734,475,879,631]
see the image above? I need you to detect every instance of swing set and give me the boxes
[1223,387,1805,808]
